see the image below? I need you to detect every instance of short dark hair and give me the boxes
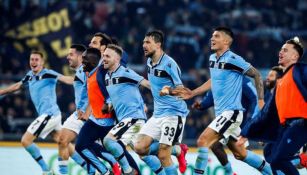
[286,37,304,59]
[94,32,112,46]
[111,37,119,45]
[107,44,123,58]
[145,30,164,48]
[31,51,44,58]
[85,48,101,60]
[71,44,86,53]
[271,66,283,78]
[214,26,234,40]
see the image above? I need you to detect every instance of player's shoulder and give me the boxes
[162,54,178,67]
[226,51,243,60]
[209,53,216,61]
[43,68,56,74]
[25,70,33,76]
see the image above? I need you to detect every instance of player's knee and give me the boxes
[134,143,148,156]
[102,137,113,148]
[21,135,31,147]
[197,136,209,147]
[58,135,69,148]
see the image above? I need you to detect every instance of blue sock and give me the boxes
[81,149,108,174]
[71,151,85,165]
[164,164,178,175]
[149,141,159,155]
[25,143,49,171]
[223,162,233,175]
[142,155,166,175]
[243,150,272,175]
[194,147,208,175]
[103,137,131,173]
[58,157,68,175]
[101,152,117,165]
[149,141,178,156]
[71,151,95,173]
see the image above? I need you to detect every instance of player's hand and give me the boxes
[172,87,193,100]
[77,110,87,121]
[192,101,202,110]
[77,110,84,118]
[101,103,109,114]
[101,103,113,114]
[160,86,171,96]
[258,99,265,109]
[236,136,248,147]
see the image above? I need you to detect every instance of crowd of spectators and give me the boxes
[0,0,307,143]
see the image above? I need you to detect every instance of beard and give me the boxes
[145,50,155,58]
[265,80,276,90]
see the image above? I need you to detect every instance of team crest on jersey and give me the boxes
[167,63,171,68]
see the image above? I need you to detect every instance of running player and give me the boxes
[0,51,74,175]
[171,27,272,175]
[57,44,97,175]
[134,30,189,175]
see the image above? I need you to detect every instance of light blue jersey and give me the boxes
[74,65,88,113]
[209,50,251,116]
[147,53,189,118]
[105,65,146,121]
[21,68,61,116]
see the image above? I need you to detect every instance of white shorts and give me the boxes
[27,114,62,139]
[209,110,243,142]
[139,116,186,146]
[62,112,85,134]
[109,118,145,146]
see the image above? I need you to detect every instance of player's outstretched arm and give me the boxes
[245,66,264,109]
[0,82,23,96]
[159,85,193,100]
[166,79,212,100]
[58,75,74,85]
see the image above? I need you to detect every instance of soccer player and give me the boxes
[192,76,259,175]
[75,47,118,175]
[89,32,128,67]
[134,30,189,175]
[87,33,140,174]
[102,44,151,174]
[0,51,74,175]
[171,27,272,175]
[264,37,307,175]
[57,44,96,175]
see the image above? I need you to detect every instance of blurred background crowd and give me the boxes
[0,0,307,145]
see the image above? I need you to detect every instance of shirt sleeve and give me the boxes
[21,72,31,86]
[165,60,183,87]
[227,55,251,74]
[76,81,88,112]
[47,69,63,79]
[125,68,144,86]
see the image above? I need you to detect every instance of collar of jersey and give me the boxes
[107,64,121,77]
[215,49,230,62]
[31,68,46,77]
[150,53,165,68]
